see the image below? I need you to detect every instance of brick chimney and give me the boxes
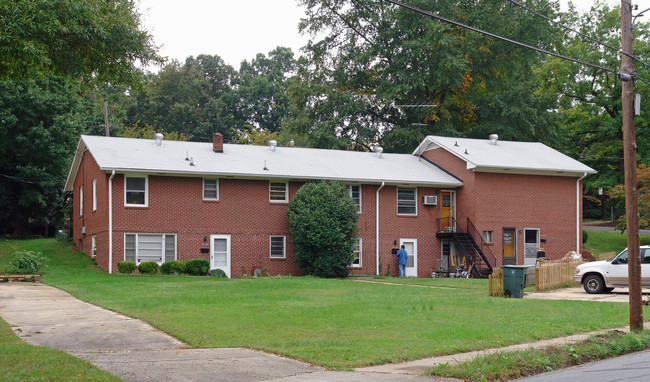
[212,133,223,153]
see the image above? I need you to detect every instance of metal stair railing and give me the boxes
[465,218,496,272]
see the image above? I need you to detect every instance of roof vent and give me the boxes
[375,146,383,158]
[489,134,499,145]
[268,140,277,152]
[154,133,164,147]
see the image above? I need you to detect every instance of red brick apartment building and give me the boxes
[64,133,595,278]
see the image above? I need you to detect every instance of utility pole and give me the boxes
[621,0,643,331]
[103,101,110,137]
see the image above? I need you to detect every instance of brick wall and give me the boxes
[422,148,583,266]
[72,153,446,277]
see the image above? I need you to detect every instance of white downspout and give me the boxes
[108,171,115,274]
[376,182,385,276]
[576,172,587,253]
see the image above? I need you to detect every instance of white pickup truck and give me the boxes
[574,246,650,294]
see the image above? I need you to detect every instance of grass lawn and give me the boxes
[583,229,650,258]
[0,239,638,370]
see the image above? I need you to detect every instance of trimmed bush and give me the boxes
[138,261,159,275]
[117,261,137,274]
[160,260,186,275]
[185,258,210,276]
[209,269,227,278]
[287,180,359,278]
[8,251,46,274]
[583,230,589,244]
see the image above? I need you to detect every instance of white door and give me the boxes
[401,238,418,277]
[523,228,540,266]
[210,235,231,277]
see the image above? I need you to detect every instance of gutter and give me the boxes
[108,170,115,274]
[576,172,588,253]
[376,182,385,276]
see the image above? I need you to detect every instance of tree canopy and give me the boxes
[0,0,162,85]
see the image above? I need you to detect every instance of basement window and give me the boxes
[125,233,176,264]
[270,236,286,258]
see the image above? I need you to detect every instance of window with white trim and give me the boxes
[349,185,361,213]
[92,178,97,211]
[91,235,97,258]
[397,187,417,215]
[483,231,493,243]
[79,185,84,216]
[125,175,148,206]
[351,238,362,267]
[269,181,288,202]
[203,178,219,200]
[124,233,176,264]
[270,236,286,258]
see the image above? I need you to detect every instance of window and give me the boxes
[203,179,219,200]
[483,231,493,243]
[79,185,84,216]
[269,181,288,202]
[349,185,361,213]
[351,238,362,267]
[125,175,147,206]
[397,187,417,215]
[124,233,176,264]
[270,236,286,258]
[91,236,97,258]
[92,178,97,211]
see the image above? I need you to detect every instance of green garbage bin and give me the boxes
[501,265,529,298]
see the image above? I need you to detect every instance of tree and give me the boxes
[610,164,650,230]
[0,77,87,237]
[287,181,359,278]
[536,3,650,218]
[0,0,162,85]
[292,0,559,152]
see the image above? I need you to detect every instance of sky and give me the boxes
[136,0,623,71]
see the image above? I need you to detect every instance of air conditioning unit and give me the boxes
[422,195,438,205]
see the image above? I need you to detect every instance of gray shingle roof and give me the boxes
[414,135,596,176]
[64,135,464,191]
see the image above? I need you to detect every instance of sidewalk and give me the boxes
[0,282,438,382]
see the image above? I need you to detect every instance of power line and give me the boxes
[382,0,618,74]
[507,0,650,70]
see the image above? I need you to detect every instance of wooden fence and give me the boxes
[535,259,583,291]
[488,268,504,297]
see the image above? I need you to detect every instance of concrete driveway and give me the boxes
[525,286,650,303]
[0,282,441,382]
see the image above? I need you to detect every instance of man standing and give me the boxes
[396,245,408,277]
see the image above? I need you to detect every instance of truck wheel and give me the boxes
[583,274,606,294]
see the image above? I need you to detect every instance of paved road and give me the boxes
[515,349,650,382]
[0,283,443,382]
[584,225,650,235]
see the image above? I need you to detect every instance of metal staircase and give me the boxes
[436,217,496,278]
[450,232,493,278]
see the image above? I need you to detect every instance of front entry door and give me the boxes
[210,234,231,277]
[524,228,540,266]
[503,228,516,265]
[400,239,418,277]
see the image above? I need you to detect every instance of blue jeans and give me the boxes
[398,263,406,277]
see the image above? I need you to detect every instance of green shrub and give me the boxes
[117,261,137,274]
[160,260,186,275]
[209,268,228,278]
[185,258,210,276]
[583,230,589,244]
[287,180,359,278]
[8,251,46,274]
[137,261,159,275]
